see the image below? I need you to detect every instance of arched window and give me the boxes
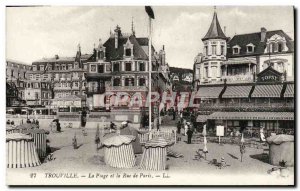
[113,78,120,86]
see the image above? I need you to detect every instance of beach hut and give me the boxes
[24,129,49,159]
[6,123,38,134]
[267,134,294,166]
[139,137,174,171]
[102,135,136,168]
[6,133,41,168]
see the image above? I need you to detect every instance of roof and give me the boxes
[6,133,33,142]
[102,135,136,147]
[144,137,174,148]
[103,35,150,61]
[267,134,294,144]
[196,86,224,99]
[196,115,209,122]
[222,85,253,98]
[284,84,294,98]
[227,30,294,57]
[202,12,227,41]
[208,112,294,121]
[53,95,84,101]
[251,84,283,98]
[33,56,75,63]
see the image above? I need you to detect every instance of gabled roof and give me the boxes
[202,12,227,41]
[227,30,294,57]
[103,35,150,61]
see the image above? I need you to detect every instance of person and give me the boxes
[81,110,87,128]
[184,121,189,136]
[7,120,10,125]
[172,109,176,120]
[110,122,116,132]
[177,120,181,134]
[120,121,147,154]
[260,126,266,142]
[26,118,31,124]
[56,119,61,132]
[35,119,39,127]
[186,125,194,144]
[32,119,36,124]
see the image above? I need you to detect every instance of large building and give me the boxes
[6,60,31,107]
[85,25,172,124]
[193,10,294,136]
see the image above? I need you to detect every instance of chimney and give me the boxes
[55,55,59,59]
[114,25,121,49]
[261,27,267,42]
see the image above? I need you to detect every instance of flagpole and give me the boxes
[148,17,152,137]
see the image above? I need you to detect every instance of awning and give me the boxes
[223,57,257,65]
[208,112,294,121]
[251,84,283,98]
[196,86,224,99]
[222,85,252,98]
[284,84,294,98]
[196,115,209,122]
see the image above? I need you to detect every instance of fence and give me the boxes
[138,129,176,144]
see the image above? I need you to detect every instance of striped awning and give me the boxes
[284,84,294,98]
[251,84,283,98]
[196,115,209,122]
[208,112,294,121]
[222,85,252,98]
[223,57,257,65]
[196,86,224,99]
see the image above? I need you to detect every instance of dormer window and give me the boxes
[246,43,255,53]
[125,49,131,56]
[232,45,241,55]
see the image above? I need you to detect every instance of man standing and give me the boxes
[187,125,194,144]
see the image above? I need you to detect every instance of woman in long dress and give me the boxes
[260,126,266,142]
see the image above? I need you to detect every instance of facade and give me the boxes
[85,26,171,113]
[30,46,92,108]
[6,60,31,106]
[193,10,294,136]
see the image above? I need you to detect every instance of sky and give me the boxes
[6,6,294,69]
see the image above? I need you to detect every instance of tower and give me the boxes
[199,8,227,84]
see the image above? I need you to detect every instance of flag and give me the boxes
[145,6,155,19]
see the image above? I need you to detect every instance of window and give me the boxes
[139,62,145,71]
[125,78,134,86]
[11,70,14,77]
[113,63,120,72]
[204,46,208,56]
[204,67,208,78]
[98,65,104,73]
[212,45,217,55]
[113,78,120,86]
[139,78,146,86]
[278,43,283,52]
[125,62,131,71]
[211,66,217,78]
[90,65,96,72]
[125,49,131,56]
[74,82,79,87]
[221,45,224,55]
[35,92,39,99]
[247,46,254,53]
[233,48,239,54]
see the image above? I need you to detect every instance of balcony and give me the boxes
[221,75,253,84]
[86,87,106,94]
[106,86,148,91]
[53,86,72,91]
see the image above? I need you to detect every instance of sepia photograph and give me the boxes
[5,5,295,186]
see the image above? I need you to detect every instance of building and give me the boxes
[85,25,171,124]
[84,25,171,110]
[6,60,31,106]
[30,45,92,109]
[193,9,294,136]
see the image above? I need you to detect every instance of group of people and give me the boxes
[177,119,194,144]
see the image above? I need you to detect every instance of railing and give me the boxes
[199,102,294,110]
[54,86,72,90]
[138,129,177,144]
[106,86,147,91]
[221,74,253,83]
